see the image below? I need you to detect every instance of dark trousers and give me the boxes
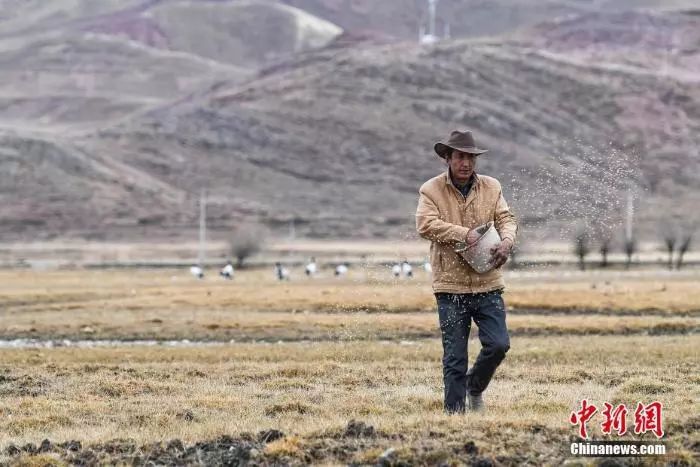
[436,290,510,413]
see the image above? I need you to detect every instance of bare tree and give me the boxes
[624,236,637,270]
[664,234,676,271]
[599,238,612,268]
[658,213,682,270]
[574,230,590,271]
[676,231,693,270]
[660,213,696,270]
[230,222,268,268]
[595,223,614,268]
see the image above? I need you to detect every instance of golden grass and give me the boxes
[7,454,66,467]
[506,274,700,314]
[0,336,697,453]
[1,268,698,341]
[0,268,698,463]
[264,435,304,458]
[1,307,698,341]
[1,268,699,319]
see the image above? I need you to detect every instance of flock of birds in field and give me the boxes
[188,257,431,281]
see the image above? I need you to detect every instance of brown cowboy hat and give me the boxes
[434,130,488,158]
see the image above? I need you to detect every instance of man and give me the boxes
[416,130,518,413]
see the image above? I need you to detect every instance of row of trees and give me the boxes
[230,221,696,271]
[574,227,694,270]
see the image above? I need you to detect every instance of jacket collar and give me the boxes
[446,168,478,188]
[445,169,479,207]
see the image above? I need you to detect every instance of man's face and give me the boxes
[447,150,477,183]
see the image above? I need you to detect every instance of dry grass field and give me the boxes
[0,267,698,465]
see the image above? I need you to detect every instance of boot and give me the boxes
[468,393,484,411]
[465,371,483,411]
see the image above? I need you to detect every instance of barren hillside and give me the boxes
[279,0,700,40]
[0,4,698,243]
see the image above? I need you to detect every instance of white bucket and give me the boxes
[454,222,501,273]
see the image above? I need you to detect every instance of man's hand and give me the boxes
[489,238,513,268]
[466,229,481,245]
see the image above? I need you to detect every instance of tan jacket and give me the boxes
[416,171,518,294]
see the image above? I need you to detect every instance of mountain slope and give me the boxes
[0,31,245,133]
[142,1,342,66]
[0,0,343,69]
[1,9,698,241]
[279,0,700,40]
[58,9,698,241]
[0,0,342,133]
